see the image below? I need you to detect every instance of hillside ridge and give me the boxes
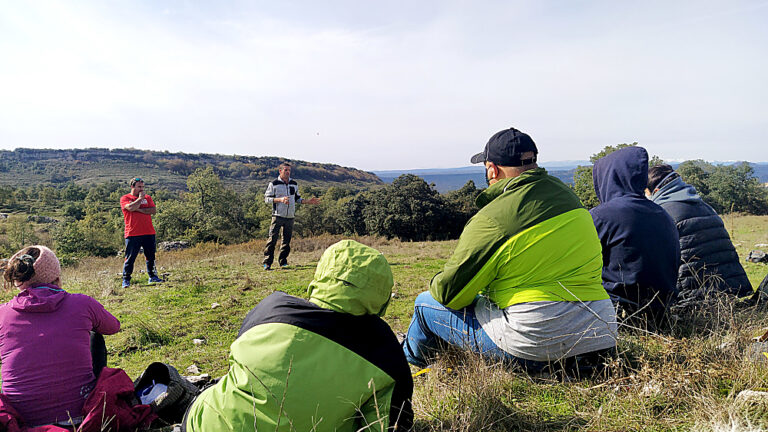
[0,147,382,190]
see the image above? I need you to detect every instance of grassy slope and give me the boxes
[0,150,382,191]
[1,217,767,431]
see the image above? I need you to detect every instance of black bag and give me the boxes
[134,362,200,424]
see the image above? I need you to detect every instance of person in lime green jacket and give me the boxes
[402,127,617,373]
[184,240,413,431]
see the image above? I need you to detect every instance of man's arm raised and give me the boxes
[122,193,144,212]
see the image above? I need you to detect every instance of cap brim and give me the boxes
[470,152,485,164]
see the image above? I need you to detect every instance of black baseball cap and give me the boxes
[470,127,538,166]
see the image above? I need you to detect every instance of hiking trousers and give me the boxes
[263,216,294,266]
[123,234,157,281]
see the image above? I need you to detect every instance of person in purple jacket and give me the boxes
[0,245,120,428]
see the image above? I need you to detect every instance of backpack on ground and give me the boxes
[134,362,199,424]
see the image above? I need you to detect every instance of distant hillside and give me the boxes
[376,162,768,193]
[0,148,382,190]
[375,165,576,192]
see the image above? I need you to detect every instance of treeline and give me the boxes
[0,168,480,260]
[572,144,768,214]
[1,146,766,261]
[156,170,478,245]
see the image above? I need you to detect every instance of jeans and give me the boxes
[402,292,548,370]
[403,292,616,375]
[123,234,157,281]
[263,216,294,266]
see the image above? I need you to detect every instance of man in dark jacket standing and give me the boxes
[647,164,752,302]
[263,162,319,270]
[590,146,680,320]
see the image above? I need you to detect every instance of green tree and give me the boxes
[676,160,713,197]
[40,187,59,206]
[327,193,371,236]
[154,167,259,243]
[706,163,768,214]
[54,213,121,258]
[572,165,599,209]
[649,155,666,167]
[443,180,482,236]
[61,182,87,201]
[5,216,39,251]
[363,175,456,241]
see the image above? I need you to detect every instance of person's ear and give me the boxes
[486,162,498,179]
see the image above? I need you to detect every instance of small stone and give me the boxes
[211,303,221,309]
[735,390,768,417]
[159,240,191,252]
[186,364,201,374]
[192,338,206,345]
[184,374,210,385]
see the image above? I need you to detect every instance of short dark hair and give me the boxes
[130,177,144,187]
[278,162,292,171]
[647,164,676,191]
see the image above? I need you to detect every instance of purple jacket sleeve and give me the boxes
[87,297,121,335]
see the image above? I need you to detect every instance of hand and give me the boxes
[306,197,320,204]
[280,197,290,204]
[138,191,145,199]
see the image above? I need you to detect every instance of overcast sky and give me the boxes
[1,1,766,170]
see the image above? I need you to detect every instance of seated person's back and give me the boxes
[0,245,120,427]
[647,164,752,298]
[590,147,680,317]
[184,240,413,432]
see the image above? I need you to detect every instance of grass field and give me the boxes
[1,216,767,431]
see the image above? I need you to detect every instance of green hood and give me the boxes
[307,240,393,316]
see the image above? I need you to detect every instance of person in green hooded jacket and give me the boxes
[183,240,413,432]
[402,127,617,373]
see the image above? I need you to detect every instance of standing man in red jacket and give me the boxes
[121,177,163,288]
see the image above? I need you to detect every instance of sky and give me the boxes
[1,1,767,170]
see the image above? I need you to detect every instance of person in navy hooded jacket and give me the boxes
[590,146,680,321]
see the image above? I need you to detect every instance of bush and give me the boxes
[54,214,121,258]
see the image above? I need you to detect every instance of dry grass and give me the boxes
[0,215,765,431]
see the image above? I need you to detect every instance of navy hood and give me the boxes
[593,146,649,204]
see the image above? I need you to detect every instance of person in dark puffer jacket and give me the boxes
[590,147,680,321]
[647,164,752,301]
